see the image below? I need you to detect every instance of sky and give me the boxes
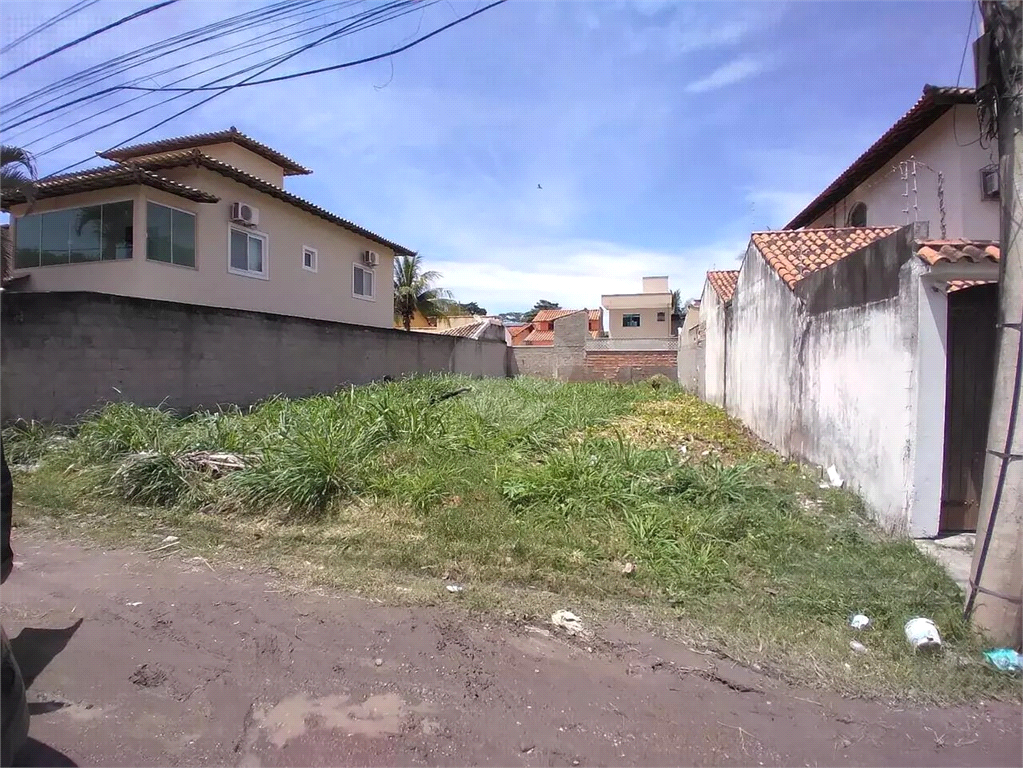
[0,0,978,314]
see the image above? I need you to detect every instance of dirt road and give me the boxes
[2,533,1019,767]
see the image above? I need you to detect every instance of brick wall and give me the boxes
[1,292,510,424]
[582,350,678,382]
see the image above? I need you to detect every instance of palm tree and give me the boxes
[0,145,37,207]
[393,253,453,331]
[1,145,37,282]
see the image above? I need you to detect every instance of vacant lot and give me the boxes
[5,376,1018,704]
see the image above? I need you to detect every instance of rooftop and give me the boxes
[0,163,219,207]
[752,226,902,288]
[98,127,312,176]
[706,270,740,303]
[785,85,976,229]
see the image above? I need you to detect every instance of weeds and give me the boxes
[9,376,1015,704]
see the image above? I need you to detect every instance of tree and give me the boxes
[393,252,453,331]
[0,145,36,207]
[1,145,37,282]
[522,299,561,322]
[457,301,488,316]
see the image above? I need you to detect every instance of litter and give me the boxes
[826,465,843,488]
[621,562,636,576]
[849,640,867,654]
[551,610,589,637]
[983,648,1023,673]
[445,584,464,593]
[126,601,143,607]
[904,617,942,650]
[374,658,384,667]
[161,535,179,544]
[849,613,870,630]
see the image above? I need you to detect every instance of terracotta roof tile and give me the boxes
[431,320,500,339]
[917,240,1000,266]
[752,227,902,289]
[587,309,602,322]
[532,308,582,323]
[1,163,219,207]
[787,86,976,229]
[706,270,739,303]
[128,149,413,255]
[947,279,995,293]
[521,329,554,345]
[99,128,311,176]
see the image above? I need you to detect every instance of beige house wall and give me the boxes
[806,108,999,240]
[198,143,286,187]
[606,306,673,339]
[8,168,396,328]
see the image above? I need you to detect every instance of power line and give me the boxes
[9,9,361,148]
[2,0,183,81]
[83,0,508,93]
[40,0,435,175]
[953,1,981,147]
[3,0,316,120]
[4,2,351,135]
[0,0,102,56]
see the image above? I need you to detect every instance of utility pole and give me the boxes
[965,0,1023,648]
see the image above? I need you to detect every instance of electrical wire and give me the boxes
[3,0,320,123]
[4,2,360,138]
[953,1,981,147]
[119,0,508,92]
[0,0,102,56]
[39,0,438,175]
[2,0,183,81]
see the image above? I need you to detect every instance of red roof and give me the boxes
[752,227,901,289]
[917,240,1000,266]
[706,270,739,303]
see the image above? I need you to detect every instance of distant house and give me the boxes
[601,276,674,339]
[1,128,414,328]
[509,309,603,347]
[700,85,1001,538]
[415,317,505,342]
[398,311,485,331]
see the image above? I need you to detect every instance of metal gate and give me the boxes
[939,283,998,533]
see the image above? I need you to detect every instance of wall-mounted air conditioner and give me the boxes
[362,250,379,267]
[230,202,259,226]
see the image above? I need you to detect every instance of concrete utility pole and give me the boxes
[965,0,1023,648]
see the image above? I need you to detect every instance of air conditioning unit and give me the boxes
[362,250,379,267]
[981,166,999,199]
[230,202,259,226]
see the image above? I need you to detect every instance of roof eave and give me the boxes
[785,86,976,230]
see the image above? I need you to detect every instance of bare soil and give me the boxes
[2,532,1019,767]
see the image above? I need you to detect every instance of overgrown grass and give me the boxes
[5,376,1017,704]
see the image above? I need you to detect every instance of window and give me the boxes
[147,202,195,267]
[15,200,133,268]
[846,202,867,227]
[353,263,374,299]
[302,246,317,272]
[229,227,268,278]
[622,313,641,328]
[657,311,666,322]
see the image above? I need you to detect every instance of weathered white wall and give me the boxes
[808,107,999,240]
[726,232,945,535]
[700,280,728,407]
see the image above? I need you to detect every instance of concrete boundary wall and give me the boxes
[1,291,509,424]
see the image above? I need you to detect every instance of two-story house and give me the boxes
[2,128,413,328]
[601,276,674,339]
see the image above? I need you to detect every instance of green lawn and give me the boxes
[5,375,1017,704]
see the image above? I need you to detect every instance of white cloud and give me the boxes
[685,58,765,94]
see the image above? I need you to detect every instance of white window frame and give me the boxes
[146,199,198,270]
[302,245,318,273]
[227,225,269,280]
[353,262,375,301]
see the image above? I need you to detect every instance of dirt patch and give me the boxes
[130,664,168,689]
[4,532,1020,768]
